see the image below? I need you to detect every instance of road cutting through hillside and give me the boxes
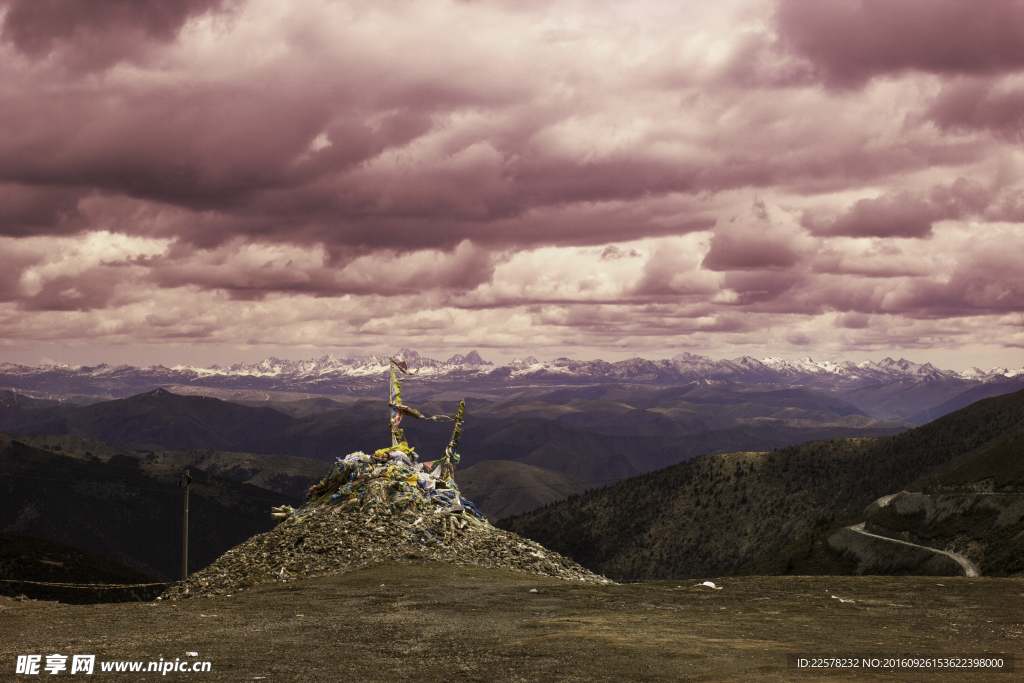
[846,522,980,577]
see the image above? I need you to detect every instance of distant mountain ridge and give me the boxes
[3,348,1020,385]
[3,386,908,488]
[2,349,1023,423]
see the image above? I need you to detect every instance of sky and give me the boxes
[2,0,1024,372]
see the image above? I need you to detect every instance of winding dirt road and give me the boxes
[846,522,980,577]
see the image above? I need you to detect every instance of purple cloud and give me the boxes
[0,183,88,237]
[702,221,804,271]
[0,0,230,69]
[0,0,1023,367]
[927,77,1024,137]
[807,181,993,239]
[777,0,1024,86]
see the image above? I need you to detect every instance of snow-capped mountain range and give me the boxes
[2,349,1023,424]
[193,348,494,378]
[1,348,1020,390]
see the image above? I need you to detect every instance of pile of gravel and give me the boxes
[163,505,610,599]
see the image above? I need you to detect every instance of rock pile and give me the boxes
[163,444,610,599]
[164,365,611,599]
[286,444,489,523]
[163,504,609,599]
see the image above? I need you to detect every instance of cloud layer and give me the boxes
[2,0,1024,367]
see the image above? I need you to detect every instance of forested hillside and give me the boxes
[499,388,1024,580]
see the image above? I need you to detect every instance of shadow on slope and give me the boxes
[456,460,592,520]
[500,387,1024,582]
[17,388,301,451]
[0,533,161,603]
[0,434,292,582]
[907,376,1024,425]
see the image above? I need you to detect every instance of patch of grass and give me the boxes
[0,533,162,603]
[925,428,1024,492]
[979,520,1024,576]
[729,510,861,576]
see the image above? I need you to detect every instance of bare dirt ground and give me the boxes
[2,562,1022,682]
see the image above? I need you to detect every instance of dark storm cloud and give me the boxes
[0,0,230,69]
[922,245,1024,314]
[18,269,124,312]
[600,245,641,260]
[732,231,1024,319]
[0,88,422,222]
[702,228,803,271]
[812,193,937,239]
[0,183,88,236]
[0,0,991,261]
[138,239,499,300]
[808,180,992,239]
[927,77,1024,137]
[0,242,43,303]
[0,52,713,252]
[720,270,805,307]
[777,0,1024,86]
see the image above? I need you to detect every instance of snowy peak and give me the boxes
[2,351,1022,396]
[670,351,709,362]
[190,349,496,378]
[960,366,1024,380]
[446,350,494,366]
[392,348,420,363]
[873,357,946,377]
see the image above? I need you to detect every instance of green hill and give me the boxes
[500,387,1024,581]
[0,389,79,433]
[8,433,332,501]
[0,533,161,603]
[0,435,293,581]
[142,448,331,501]
[456,460,591,519]
[18,388,301,450]
[498,440,878,580]
[924,427,1024,493]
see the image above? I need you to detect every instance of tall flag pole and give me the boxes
[389,361,399,446]
[435,399,465,485]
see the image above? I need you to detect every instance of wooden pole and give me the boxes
[390,362,399,447]
[179,469,191,580]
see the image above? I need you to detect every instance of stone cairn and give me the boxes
[163,358,609,599]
